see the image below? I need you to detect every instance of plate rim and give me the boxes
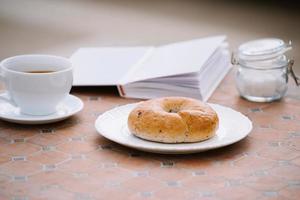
[95,102,252,154]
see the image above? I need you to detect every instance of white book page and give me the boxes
[125,35,226,84]
[71,47,151,86]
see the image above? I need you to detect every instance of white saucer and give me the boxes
[95,103,252,154]
[0,94,83,124]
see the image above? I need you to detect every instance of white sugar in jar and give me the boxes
[232,38,298,102]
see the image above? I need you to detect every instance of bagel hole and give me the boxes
[163,104,180,113]
[168,109,178,113]
[137,111,142,118]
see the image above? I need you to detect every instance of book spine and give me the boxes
[117,85,126,97]
[118,47,155,85]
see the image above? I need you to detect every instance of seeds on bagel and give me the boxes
[128,97,219,143]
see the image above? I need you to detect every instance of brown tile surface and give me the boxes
[0,70,300,199]
[0,160,42,176]
[28,151,69,165]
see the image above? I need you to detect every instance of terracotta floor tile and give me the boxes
[263,103,300,117]
[85,132,108,145]
[182,176,226,192]
[249,127,288,142]
[0,174,10,194]
[29,151,69,165]
[58,158,100,174]
[269,165,300,180]
[205,156,271,179]
[203,144,248,162]
[271,119,300,132]
[210,90,238,104]
[154,187,197,200]
[282,98,300,107]
[0,173,10,182]
[174,157,213,169]
[191,197,220,200]
[290,157,300,167]
[259,195,288,200]
[216,185,261,200]
[29,171,73,186]
[257,145,299,161]
[91,186,134,200]
[223,137,266,155]
[279,186,300,200]
[122,177,164,193]
[233,156,276,172]
[0,193,9,200]
[0,137,9,145]
[284,137,300,151]
[0,142,41,156]
[0,155,10,165]
[246,112,277,128]
[244,175,288,191]
[205,163,249,179]
[56,121,96,138]
[86,148,129,164]
[128,192,159,200]
[0,127,38,141]
[149,167,191,182]
[28,133,68,146]
[92,166,132,181]
[0,160,42,176]
[0,180,37,197]
[119,156,160,171]
[56,140,98,154]
[30,187,75,200]
[60,175,103,194]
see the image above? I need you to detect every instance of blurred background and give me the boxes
[0,0,299,74]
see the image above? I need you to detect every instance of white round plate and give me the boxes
[95,103,252,154]
[0,94,83,124]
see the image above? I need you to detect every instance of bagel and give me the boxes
[128,97,219,143]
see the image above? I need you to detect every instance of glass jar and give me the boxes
[232,38,299,102]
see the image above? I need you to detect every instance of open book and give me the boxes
[70,35,231,101]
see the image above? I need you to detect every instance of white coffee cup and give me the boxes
[0,55,73,116]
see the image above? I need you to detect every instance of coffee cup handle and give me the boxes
[0,73,17,106]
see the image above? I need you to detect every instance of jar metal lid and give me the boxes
[238,38,292,61]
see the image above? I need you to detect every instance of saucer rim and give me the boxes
[0,94,83,123]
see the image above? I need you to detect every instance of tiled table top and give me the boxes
[0,70,300,200]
